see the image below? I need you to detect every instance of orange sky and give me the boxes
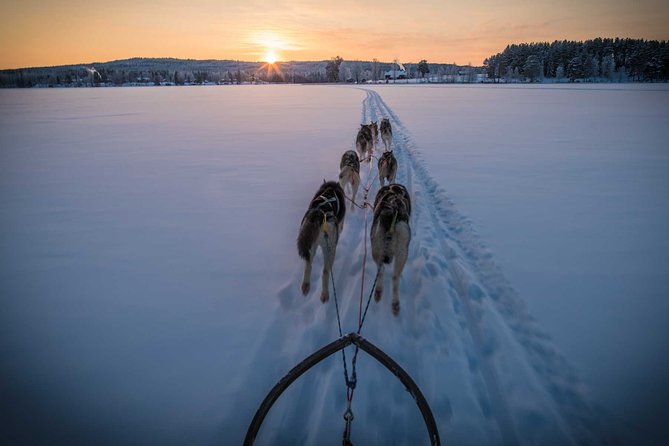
[0,0,667,69]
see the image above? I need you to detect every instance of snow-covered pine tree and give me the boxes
[567,56,583,82]
[555,64,565,82]
[523,55,542,82]
[601,54,615,81]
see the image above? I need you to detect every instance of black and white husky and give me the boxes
[339,150,360,209]
[297,181,346,302]
[356,124,374,162]
[377,150,397,187]
[380,118,392,151]
[371,184,411,315]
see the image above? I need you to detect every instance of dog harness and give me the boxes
[343,157,359,170]
[315,194,340,218]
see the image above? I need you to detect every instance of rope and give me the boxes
[342,193,367,210]
[339,139,386,445]
[358,266,383,334]
[346,265,383,414]
[324,227,355,396]
[360,153,379,163]
[330,120,386,445]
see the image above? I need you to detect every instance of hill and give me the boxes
[0,57,475,87]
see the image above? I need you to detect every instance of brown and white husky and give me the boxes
[380,118,392,151]
[377,150,397,187]
[339,150,360,210]
[356,124,374,162]
[371,183,411,315]
[370,121,379,145]
[297,181,346,302]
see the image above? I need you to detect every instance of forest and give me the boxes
[483,38,669,82]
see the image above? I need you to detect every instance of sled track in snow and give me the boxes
[229,87,607,445]
[366,90,518,444]
[364,88,606,444]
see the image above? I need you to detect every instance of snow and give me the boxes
[1,84,666,445]
[366,83,669,445]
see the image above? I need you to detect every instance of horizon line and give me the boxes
[0,56,480,71]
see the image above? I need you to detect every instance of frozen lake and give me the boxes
[1,84,667,445]
[368,83,669,443]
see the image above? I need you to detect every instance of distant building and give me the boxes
[384,62,407,80]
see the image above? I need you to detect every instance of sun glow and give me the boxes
[250,31,295,63]
[264,49,278,64]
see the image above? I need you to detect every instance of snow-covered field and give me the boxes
[1,84,667,445]
[366,83,669,445]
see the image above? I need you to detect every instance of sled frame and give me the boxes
[243,332,440,445]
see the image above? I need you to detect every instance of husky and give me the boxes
[297,181,346,302]
[339,150,360,210]
[370,184,411,315]
[356,124,374,162]
[377,150,397,187]
[370,121,379,145]
[380,118,392,151]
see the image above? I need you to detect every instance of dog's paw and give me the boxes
[301,282,310,295]
[320,291,329,303]
[392,301,400,316]
[374,288,383,302]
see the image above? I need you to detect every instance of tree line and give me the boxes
[0,57,475,87]
[484,38,669,82]
[0,62,327,88]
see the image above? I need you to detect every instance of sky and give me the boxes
[0,0,667,69]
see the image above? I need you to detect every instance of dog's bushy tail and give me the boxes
[297,209,322,261]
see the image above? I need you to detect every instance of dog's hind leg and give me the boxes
[356,142,365,163]
[370,222,386,302]
[351,175,359,210]
[374,263,385,302]
[389,169,397,185]
[390,223,410,315]
[300,245,316,295]
[366,142,373,163]
[383,135,391,152]
[320,229,337,303]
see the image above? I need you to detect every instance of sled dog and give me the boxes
[297,181,346,302]
[356,124,374,162]
[377,150,397,187]
[371,184,411,315]
[339,150,360,210]
[370,121,379,145]
[380,118,392,151]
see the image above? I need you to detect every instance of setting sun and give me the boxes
[264,49,278,64]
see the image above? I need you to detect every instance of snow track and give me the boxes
[226,88,608,445]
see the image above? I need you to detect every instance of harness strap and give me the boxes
[315,194,341,217]
[344,159,359,170]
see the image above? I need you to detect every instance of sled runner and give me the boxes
[244,332,440,446]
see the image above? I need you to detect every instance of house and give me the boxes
[384,62,407,80]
